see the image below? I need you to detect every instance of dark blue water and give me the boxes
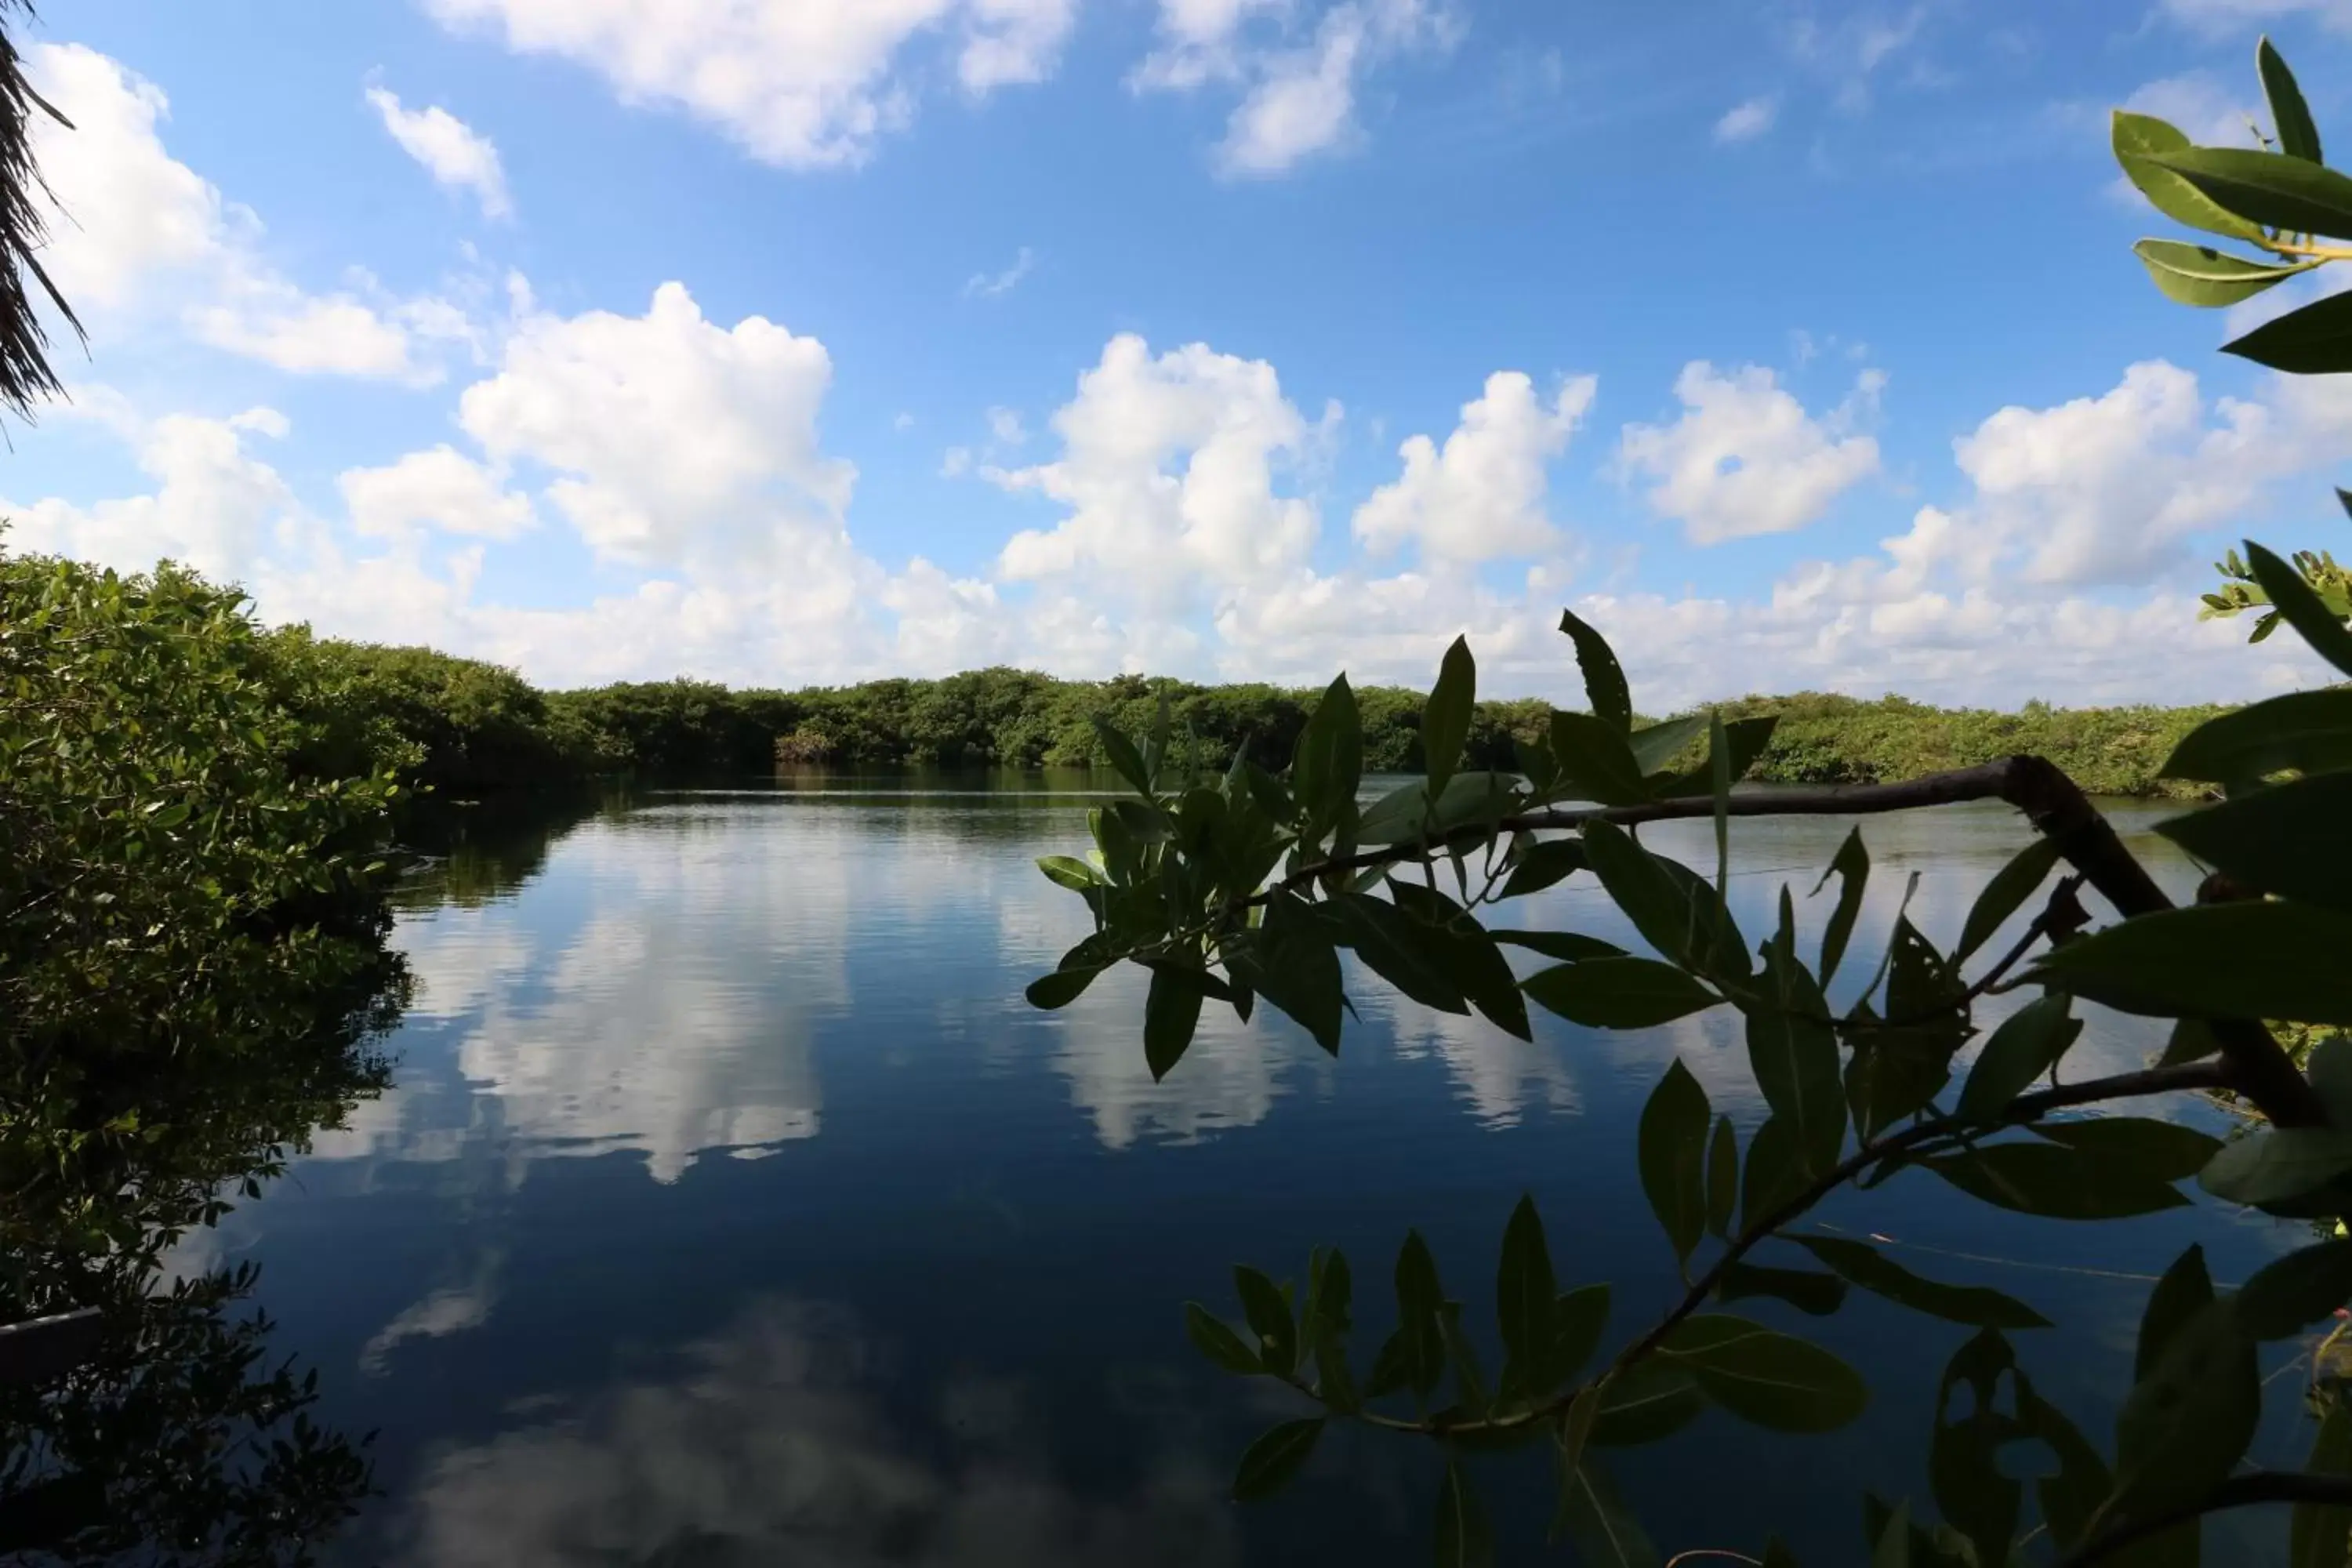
[193,779,2320,1565]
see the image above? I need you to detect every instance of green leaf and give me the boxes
[1498,838,1588,901]
[2035,900,2352,1025]
[1231,892,1347,1054]
[2292,1394,2352,1568]
[1438,1301,1491,1417]
[2111,110,2267,242]
[1657,1314,1870,1432]
[2260,36,2323,162]
[1546,1283,1611,1392]
[2161,689,2352,786]
[1555,1457,1661,1568]
[2109,1297,2260,1526]
[2151,144,2352,241]
[1581,820,1748,980]
[1234,1265,1298,1373]
[1492,928,1624,962]
[2238,1240,2352,1339]
[1232,1417,1324,1501]
[2029,1117,2223,1183]
[1559,607,1632,734]
[1747,942,1846,1178]
[1433,1457,1494,1568]
[1812,827,1870,988]
[1740,1116,1807,1235]
[1036,854,1101,891]
[2133,238,2314,306]
[2201,1127,2352,1207]
[1795,1236,2051,1329]
[1423,634,1475,798]
[1957,993,2082,1120]
[1639,1060,1711,1264]
[1956,838,2063,964]
[2139,1244,2213,1384]
[1495,1194,1559,1395]
[2165,774,2352,914]
[2226,286,2352,374]
[1326,891,1470,1014]
[1550,711,1652,806]
[1392,1230,1446,1400]
[2021,1386,2113,1555]
[1523,957,1719,1029]
[2158,1017,2223,1068]
[1025,963,1109,1010]
[1388,883,1535,1041]
[2251,540,2352,679]
[1926,1142,2190,1220]
[1931,1331,2023,1568]
[1628,713,1709,776]
[1092,718,1153,795]
[1185,1302,1265,1375]
[1718,1261,1848,1316]
[1292,673,1363,829]
[1145,966,1204,1080]
[1588,1360,1705,1446]
[1706,1116,1737,1240]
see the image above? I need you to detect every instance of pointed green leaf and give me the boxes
[2161,689,2352,786]
[1292,673,1363,829]
[1559,607,1632,734]
[1037,854,1102,891]
[1498,837,1588,901]
[2109,1297,2260,1524]
[1185,1303,1265,1375]
[1706,1116,1737,1240]
[1232,1417,1325,1501]
[1491,927,1624,962]
[1747,943,1846,1178]
[2251,540,2352,678]
[1639,1059,1711,1263]
[1093,718,1153,796]
[1555,1456,1661,1568]
[1812,827,1870,988]
[2201,1127,2352,1207]
[1423,634,1475,798]
[1496,1194,1559,1387]
[1230,892,1347,1054]
[1026,963,1109,1010]
[1957,993,2082,1120]
[1550,711,1651,806]
[1546,1283,1611,1392]
[2260,37,2323,162]
[2112,110,2266,241]
[2035,900,2352,1025]
[1956,838,2063,964]
[1657,1314,1870,1432]
[2161,774,2352,914]
[1434,1457,1494,1568]
[1628,713,1708,776]
[1718,1261,1848,1316]
[1795,1236,2050,1329]
[1588,1360,1705,1446]
[1582,819,1748,980]
[2029,1118,2223,1183]
[2238,1240,2352,1339]
[1234,1265,1298,1372]
[2139,1244,2214,1384]
[1740,1116,1807,1235]
[2227,286,2352,374]
[1326,891,1469,1014]
[1653,716,1780,800]
[1926,1142,2189,1220]
[1524,957,1719,1029]
[2134,238,2314,306]
[1145,966,1204,1080]
[2151,144,2352,241]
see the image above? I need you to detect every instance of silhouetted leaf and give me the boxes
[1555,1456,1661,1568]
[2161,689,2352,786]
[1025,963,1109,1010]
[1325,891,1469,1014]
[1706,1116,1737,1240]
[1145,966,1203,1080]
[1525,957,1719,1029]
[1496,1194,1558,1399]
[2292,1393,2352,1568]
[1550,711,1650,806]
[1748,947,1846,1178]
[1434,1457,1494,1568]
[1926,1142,2189,1219]
[1582,820,1748,980]
[1628,713,1708,776]
[1957,993,2082,1120]
[1231,892,1346,1054]
[2110,1297,2259,1525]
[1794,1236,2050,1329]
[1092,719,1152,796]
[1653,716,1780,800]
[2029,1117,2222,1183]
[1546,1284,1611,1392]
[1741,1116,1807,1235]
[1388,882,1534,1041]
[1185,1303,1264,1375]
[2240,1241,2352,1340]
[1657,1314,1869,1432]
[2035,901,2352,1025]
[1812,828,1870,988]
[1639,1060,1711,1263]
[1292,674,1362,830]
[1719,1261,1848,1316]
[1498,838,1588,901]
[2229,287,2352,373]
[2250,542,2352,677]
[2201,1127,2352,1207]
[1492,928,1624,963]
[1232,1417,1324,1501]
[1559,608,1632,734]
[1423,635,1475,798]
[1234,1265,1296,1373]
[1956,839,2063,964]
[2165,774,2352,914]
[1588,1361,1705,1446]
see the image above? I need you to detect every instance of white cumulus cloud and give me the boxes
[1352,371,1595,563]
[1618,362,1882,544]
[366,86,514,219]
[422,0,1076,169]
[340,447,538,541]
[1714,94,1778,143]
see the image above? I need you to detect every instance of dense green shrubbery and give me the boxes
[304,646,2252,800]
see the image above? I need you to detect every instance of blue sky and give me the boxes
[6,0,2352,707]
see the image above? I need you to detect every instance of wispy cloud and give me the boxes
[1714,94,1778,143]
[963,246,1036,299]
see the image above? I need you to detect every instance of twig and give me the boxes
[2058,1471,2352,1566]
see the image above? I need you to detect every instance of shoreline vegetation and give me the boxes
[313,637,2240,801]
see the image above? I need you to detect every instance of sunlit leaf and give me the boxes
[2260,36,2323,162]
[2111,110,2266,241]
[2133,238,2314,306]
[2151,144,2352,241]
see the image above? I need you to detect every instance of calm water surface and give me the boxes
[200,776,2318,1565]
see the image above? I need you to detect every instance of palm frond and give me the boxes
[0,0,81,426]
